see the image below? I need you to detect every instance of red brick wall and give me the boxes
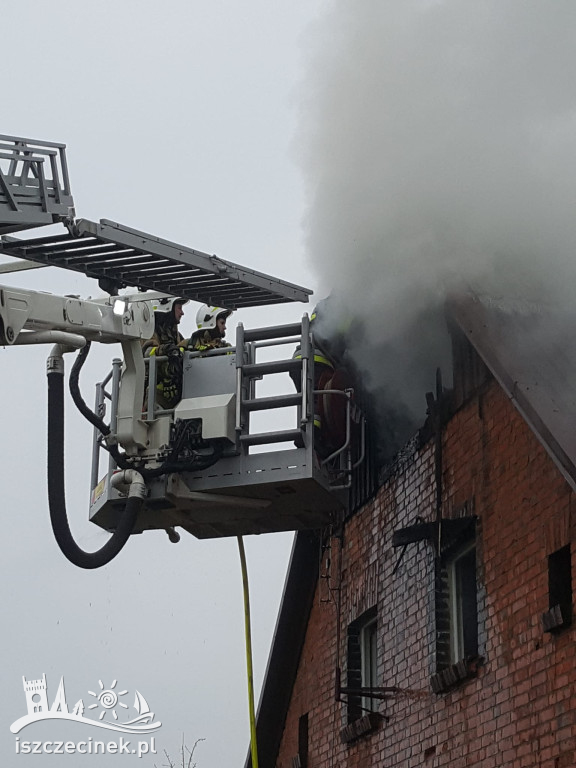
[275,379,576,768]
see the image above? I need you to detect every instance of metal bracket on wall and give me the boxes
[393,517,477,548]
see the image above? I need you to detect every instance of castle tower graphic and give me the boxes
[23,674,49,715]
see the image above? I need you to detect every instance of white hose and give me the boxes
[15,331,87,347]
[110,469,147,499]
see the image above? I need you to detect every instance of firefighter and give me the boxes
[190,305,233,352]
[290,307,335,457]
[142,296,190,409]
[292,297,356,458]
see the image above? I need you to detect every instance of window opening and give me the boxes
[360,617,378,713]
[432,527,481,693]
[343,607,378,723]
[297,713,308,768]
[448,541,478,664]
[543,544,572,632]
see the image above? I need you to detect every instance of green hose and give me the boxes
[237,536,259,768]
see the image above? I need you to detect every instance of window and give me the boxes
[346,607,377,723]
[341,606,383,743]
[543,545,572,632]
[360,617,378,714]
[290,713,308,768]
[448,542,478,663]
[432,525,481,693]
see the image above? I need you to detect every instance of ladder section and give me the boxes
[0,218,312,307]
[235,318,313,449]
[0,134,74,235]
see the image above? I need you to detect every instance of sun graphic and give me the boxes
[87,680,129,721]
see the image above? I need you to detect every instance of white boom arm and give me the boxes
[0,284,154,345]
[0,283,156,454]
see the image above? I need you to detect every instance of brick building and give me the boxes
[245,294,576,768]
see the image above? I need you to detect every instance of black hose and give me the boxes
[69,345,223,478]
[153,447,223,476]
[48,368,142,569]
[69,341,111,435]
[68,343,137,472]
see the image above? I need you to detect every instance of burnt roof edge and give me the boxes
[447,293,576,493]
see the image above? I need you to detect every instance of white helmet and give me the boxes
[196,304,233,331]
[152,296,189,314]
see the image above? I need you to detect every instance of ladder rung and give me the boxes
[243,322,303,342]
[243,359,301,377]
[239,428,304,446]
[242,393,302,412]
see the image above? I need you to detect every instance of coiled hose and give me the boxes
[47,360,143,569]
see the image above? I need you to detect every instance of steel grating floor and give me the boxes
[0,217,311,308]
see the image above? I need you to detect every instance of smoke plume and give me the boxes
[295,0,576,448]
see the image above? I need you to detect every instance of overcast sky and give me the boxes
[1,2,325,766]
[4,2,575,766]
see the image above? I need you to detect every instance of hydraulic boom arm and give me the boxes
[0,283,154,346]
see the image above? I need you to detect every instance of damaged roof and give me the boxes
[448,291,576,493]
[245,290,576,767]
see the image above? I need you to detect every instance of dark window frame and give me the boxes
[448,541,479,663]
[432,522,481,693]
[542,544,572,633]
[297,712,308,768]
[346,606,378,724]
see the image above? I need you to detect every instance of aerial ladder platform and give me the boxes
[0,133,367,564]
[1,133,369,768]
[89,315,365,539]
[0,134,308,306]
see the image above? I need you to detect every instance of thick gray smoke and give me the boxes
[295,0,576,449]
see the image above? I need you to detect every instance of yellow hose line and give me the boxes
[237,535,259,768]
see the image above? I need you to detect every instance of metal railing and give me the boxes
[89,319,366,493]
[0,134,74,232]
[235,319,310,450]
[90,358,122,493]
